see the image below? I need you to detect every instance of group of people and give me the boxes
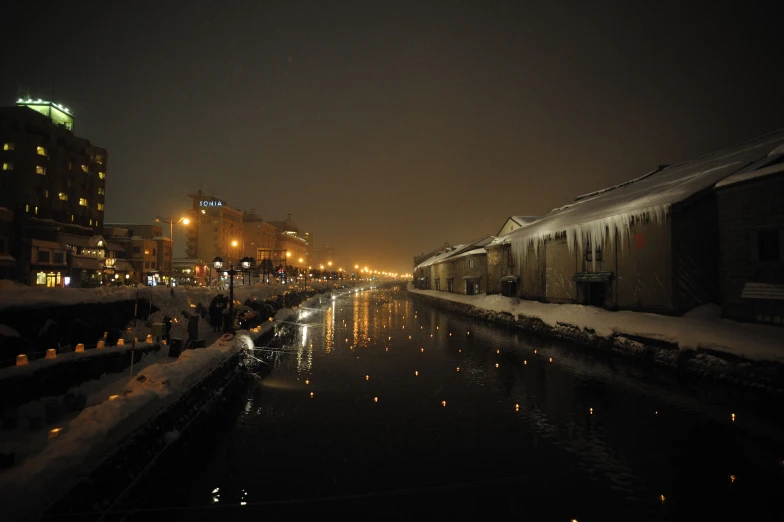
[208,294,234,333]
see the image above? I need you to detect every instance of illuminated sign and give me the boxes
[199,200,222,207]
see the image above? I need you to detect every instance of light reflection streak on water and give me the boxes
[325,305,334,354]
[353,294,359,348]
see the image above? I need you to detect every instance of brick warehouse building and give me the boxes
[486,130,784,314]
[0,99,108,285]
[715,152,784,325]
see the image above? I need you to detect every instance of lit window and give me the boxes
[58,192,68,201]
[34,206,38,215]
[2,162,12,171]
[2,143,13,151]
[36,272,46,285]
[79,198,87,207]
[36,146,46,156]
[45,190,49,198]
[97,203,104,211]
[98,171,105,179]
[36,166,46,175]
[89,219,93,225]
[25,204,29,212]
[70,214,74,222]
[81,165,88,173]
[98,187,105,195]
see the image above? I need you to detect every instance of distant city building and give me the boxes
[186,189,243,266]
[266,216,310,268]
[105,224,173,286]
[0,99,109,286]
[172,257,209,286]
[242,212,277,260]
[309,244,335,266]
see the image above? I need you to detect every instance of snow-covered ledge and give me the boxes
[0,302,308,522]
[407,284,784,364]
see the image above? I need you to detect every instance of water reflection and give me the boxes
[119,286,784,521]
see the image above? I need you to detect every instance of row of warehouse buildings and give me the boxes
[413,129,784,327]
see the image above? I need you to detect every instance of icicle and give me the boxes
[510,204,670,273]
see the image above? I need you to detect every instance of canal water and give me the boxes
[113,285,784,521]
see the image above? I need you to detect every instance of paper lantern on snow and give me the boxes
[45,349,56,359]
[16,354,29,366]
[145,334,153,343]
[116,339,124,346]
[75,343,85,353]
[96,340,105,349]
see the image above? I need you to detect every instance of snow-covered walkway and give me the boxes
[408,285,784,363]
[0,287,326,522]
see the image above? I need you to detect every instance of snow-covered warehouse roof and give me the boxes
[715,145,784,188]
[509,216,540,226]
[415,236,494,269]
[494,129,784,266]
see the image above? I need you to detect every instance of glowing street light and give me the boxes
[155,215,191,287]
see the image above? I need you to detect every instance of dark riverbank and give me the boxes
[407,288,784,395]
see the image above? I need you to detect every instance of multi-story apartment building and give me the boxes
[186,190,243,266]
[0,99,107,233]
[0,99,109,285]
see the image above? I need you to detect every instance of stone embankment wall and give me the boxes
[409,291,784,395]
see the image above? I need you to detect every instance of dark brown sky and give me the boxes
[2,0,782,274]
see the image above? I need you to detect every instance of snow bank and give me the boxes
[0,281,333,312]
[408,285,784,363]
[0,298,310,522]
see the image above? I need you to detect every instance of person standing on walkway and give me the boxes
[186,312,199,348]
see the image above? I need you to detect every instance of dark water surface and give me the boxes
[115,286,784,521]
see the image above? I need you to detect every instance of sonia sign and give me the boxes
[199,200,223,207]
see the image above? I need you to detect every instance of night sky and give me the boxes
[2,0,782,273]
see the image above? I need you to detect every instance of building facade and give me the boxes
[715,159,784,325]
[186,190,243,266]
[482,131,784,314]
[0,101,107,235]
[0,99,109,285]
[414,237,493,293]
[242,213,277,260]
[105,224,173,286]
[266,217,310,268]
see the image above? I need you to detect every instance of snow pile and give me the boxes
[409,285,784,363]
[0,324,20,337]
[0,281,333,312]
[0,296,315,522]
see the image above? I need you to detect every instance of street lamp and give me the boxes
[213,256,236,333]
[241,256,253,285]
[155,215,190,287]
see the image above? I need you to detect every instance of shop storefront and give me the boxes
[34,270,66,288]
